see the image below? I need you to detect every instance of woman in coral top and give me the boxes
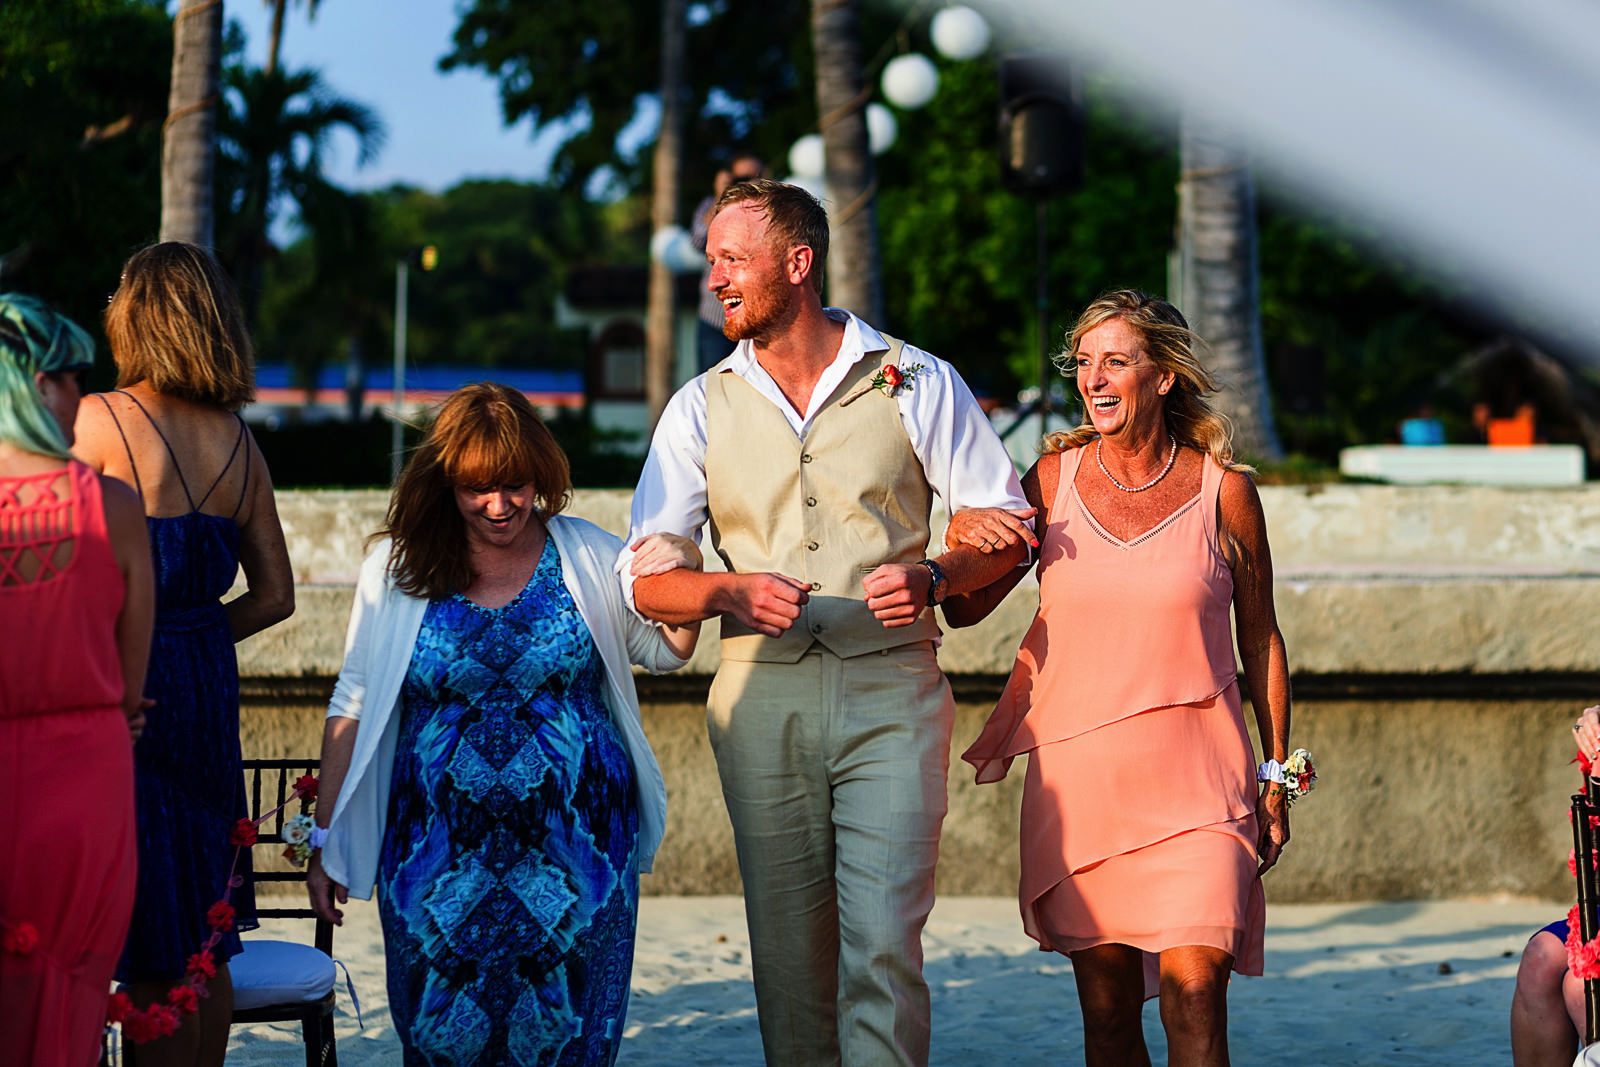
[0,294,154,1066]
[947,290,1292,1066]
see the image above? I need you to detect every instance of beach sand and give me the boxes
[219,895,1555,1065]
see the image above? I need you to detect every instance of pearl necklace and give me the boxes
[1097,434,1178,493]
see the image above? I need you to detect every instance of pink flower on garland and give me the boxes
[186,950,216,981]
[1569,905,1600,980]
[167,984,200,1014]
[106,992,133,1024]
[229,819,259,848]
[205,901,236,932]
[2,922,38,955]
[294,774,319,801]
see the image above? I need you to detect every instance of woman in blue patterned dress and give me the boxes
[307,383,700,1065]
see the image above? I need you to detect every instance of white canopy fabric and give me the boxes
[967,0,1600,360]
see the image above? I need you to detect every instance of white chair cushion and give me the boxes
[230,939,336,1010]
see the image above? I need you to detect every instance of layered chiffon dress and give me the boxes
[963,446,1265,995]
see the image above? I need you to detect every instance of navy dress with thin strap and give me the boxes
[102,392,259,981]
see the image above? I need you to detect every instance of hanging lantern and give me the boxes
[649,225,703,273]
[881,53,939,110]
[930,6,991,61]
[866,103,898,155]
[783,174,828,204]
[787,134,826,179]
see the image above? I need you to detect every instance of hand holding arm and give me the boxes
[944,506,1038,553]
[941,457,1051,628]
[628,532,703,577]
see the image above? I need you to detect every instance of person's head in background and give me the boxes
[714,153,765,198]
[0,293,96,456]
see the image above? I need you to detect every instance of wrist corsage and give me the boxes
[1258,748,1318,804]
[871,362,925,397]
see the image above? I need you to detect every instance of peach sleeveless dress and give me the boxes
[962,446,1264,995]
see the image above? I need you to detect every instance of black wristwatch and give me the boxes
[917,558,949,606]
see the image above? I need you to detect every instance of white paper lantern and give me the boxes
[881,53,940,110]
[930,6,990,61]
[783,174,828,204]
[787,134,826,180]
[866,103,898,155]
[649,225,703,273]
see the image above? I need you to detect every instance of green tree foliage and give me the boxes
[217,63,385,325]
[0,0,169,350]
[255,180,608,387]
[444,0,824,204]
[876,63,1174,398]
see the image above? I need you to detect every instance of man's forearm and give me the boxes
[936,541,1028,598]
[634,567,734,625]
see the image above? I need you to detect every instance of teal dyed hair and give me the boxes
[0,293,96,458]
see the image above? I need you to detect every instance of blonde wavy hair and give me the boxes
[1042,289,1253,473]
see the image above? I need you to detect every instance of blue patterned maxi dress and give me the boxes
[378,537,640,1066]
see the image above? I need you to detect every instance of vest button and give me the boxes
[811,623,824,634]
[800,453,813,463]
[806,540,819,551]
[810,581,821,591]
[806,496,817,507]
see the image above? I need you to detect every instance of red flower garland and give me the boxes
[108,774,319,1045]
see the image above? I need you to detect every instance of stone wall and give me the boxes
[241,485,1600,900]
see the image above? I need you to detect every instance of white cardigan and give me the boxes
[320,514,686,899]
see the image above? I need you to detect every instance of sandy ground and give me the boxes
[217,896,1558,1065]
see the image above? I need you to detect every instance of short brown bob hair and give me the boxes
[714,177,829,294]
[379,382,572,599]
[105,242,255,410]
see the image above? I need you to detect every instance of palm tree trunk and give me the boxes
[161,0,223,248]
[646,0,688,428]
[811,0,881,323]
[1177,109,1283,462]
[266,0,287,74]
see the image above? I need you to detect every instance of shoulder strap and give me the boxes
[115,390,197,511]
[95,393,144,505]
[230,415,252,519]
[1200,452,1227,550]
[192,413,246,514]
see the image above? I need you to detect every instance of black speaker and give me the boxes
[999,53,1084,196]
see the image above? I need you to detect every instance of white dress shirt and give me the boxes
[618,309,1029,604]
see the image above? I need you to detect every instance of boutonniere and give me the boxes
[872,362,924,397]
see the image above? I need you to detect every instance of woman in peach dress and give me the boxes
[947,290,1292,1066]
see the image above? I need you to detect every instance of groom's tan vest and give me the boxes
[704,340,940,663]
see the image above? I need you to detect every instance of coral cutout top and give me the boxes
[0,460,125,718]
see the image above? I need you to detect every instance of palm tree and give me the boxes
[162,0,224,246]
[811,0,881,323]
[646,0,687,427]
[217,64,385,327]
[1177,109,1283,463]
[263,0,322,75]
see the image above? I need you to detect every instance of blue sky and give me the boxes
[227,0,568,193]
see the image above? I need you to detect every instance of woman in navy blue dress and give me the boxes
[308,384,700,1065]
[76,243,295,1066]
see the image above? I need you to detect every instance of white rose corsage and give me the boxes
[1258,748,1319,804]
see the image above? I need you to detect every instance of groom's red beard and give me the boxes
[721,272,800,343]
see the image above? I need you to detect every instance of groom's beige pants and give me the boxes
[706,640,954,1067]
